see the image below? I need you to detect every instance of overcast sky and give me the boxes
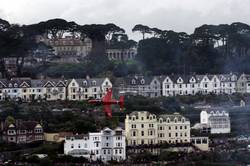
[0,0,249,40]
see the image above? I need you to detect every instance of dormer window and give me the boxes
[182,118,185,123]
[9,83,12,88]
[72,82,75,86]
[92,81,96,86]
[167,118,170,123]
[14,83,18,88]
[231,76,236,81]
[83,81,87,86]
[178,78,182,83]
[166,78,169,82]
[141,79,145,84]
[174,118,177,123]
[131,79,136,85]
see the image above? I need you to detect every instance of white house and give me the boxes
[67,77,112,100]
[64,127,126,162]
[200,109,231,134]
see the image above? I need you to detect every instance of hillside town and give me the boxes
[1,1,250,165]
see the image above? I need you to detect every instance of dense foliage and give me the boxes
[135,23,250,74]
[2,18,250,78]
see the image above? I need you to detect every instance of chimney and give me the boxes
[86,75,90,80]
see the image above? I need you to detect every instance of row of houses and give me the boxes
[1,73,250,102]
[0,77,112,101]
[117,73,250,97]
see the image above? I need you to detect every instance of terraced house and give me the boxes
[67,77,112,100]
[117,75,162,98]
[0,77,112,101]
[162,73,238,97]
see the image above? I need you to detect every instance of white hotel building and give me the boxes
[200,109,231,134]
[64,127,126,162]
[125,111,190,146]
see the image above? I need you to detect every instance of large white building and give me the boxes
[200,109,231,134]
[125,111,190,146]
[64,127,126,162]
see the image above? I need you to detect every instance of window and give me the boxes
[141,79,145,84]
[141,124,144,128]
[131,79,136,85]
[141,131,144,136]
[150,130,153,136]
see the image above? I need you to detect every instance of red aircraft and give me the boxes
[88,89,124,117]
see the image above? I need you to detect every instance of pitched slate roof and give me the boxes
[31,79,44,87]
[217,74,237,82]
[167,75,197,84]
[158,113,189,122]
[74,78,107,87]
[66,134,89,140]
[6,121,41,130]
[124,75,154,86]
[128,111,156,117]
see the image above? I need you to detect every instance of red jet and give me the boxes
[88,89,124,117]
